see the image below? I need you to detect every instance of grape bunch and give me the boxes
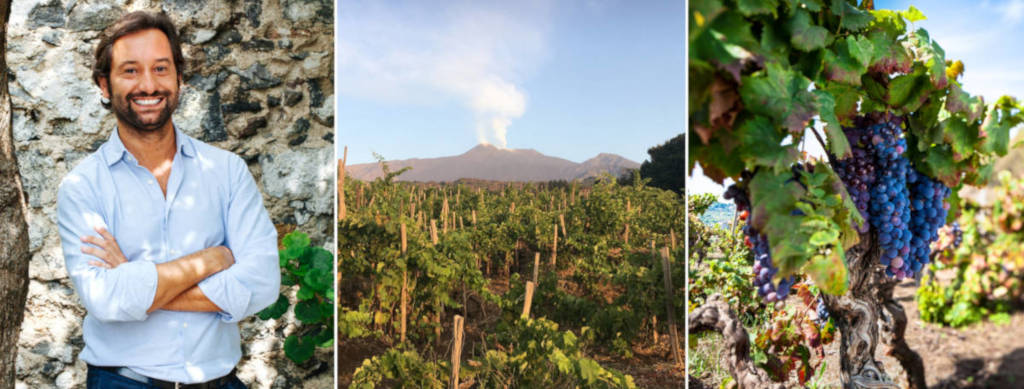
[833,116,953,280]
[726,183,795,303]
[906,169,951,274]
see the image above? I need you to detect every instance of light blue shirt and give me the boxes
[56,127,280,383]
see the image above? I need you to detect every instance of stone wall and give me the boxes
[9,0,334,388]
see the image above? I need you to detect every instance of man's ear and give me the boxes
[98,76,110,99]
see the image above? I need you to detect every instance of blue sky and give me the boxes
[336,0,684,165]
[689,0,1024,196]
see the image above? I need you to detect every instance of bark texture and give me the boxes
[0,1,31,387]
[689,294,785,389]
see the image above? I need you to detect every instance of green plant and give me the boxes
[257,231,334,363]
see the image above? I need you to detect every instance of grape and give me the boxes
[815,296,830,327]
[727,182,795,303]
[905,168,951,274]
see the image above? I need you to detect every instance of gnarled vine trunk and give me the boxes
[691,232,928,389]
[0,1,31,387]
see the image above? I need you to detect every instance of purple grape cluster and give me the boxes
[726,183,795,303]
[905,169,951,274]
[834,127,876,233]
[815,296,830,327]
[865,120,914,279]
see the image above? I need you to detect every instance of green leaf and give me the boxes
[945,83,984,123]
[887,72,931,112]
[257,293,289,320]
[979,96,1021,156]
[813,90,851,159]
[295,300,323,323]
[808,229,839,246]
[830,0,872,31]
[736,115,799,173]
[803,252,848,295]
[788,9,829,51]
[304,267,332,291]
[740,62,818,134]
[284,334,316,364]
[941,117,978,162]
[823,36,872,85]
[309,247,333,271]
[822,83,859,121]
[784,0,823,12]
[910,28,948,89]
[297,285,316,301]
[736,0,778,16]
[901,6,926,23]
[282,230,311,250]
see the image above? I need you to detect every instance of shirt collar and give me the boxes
[101,125,196,166]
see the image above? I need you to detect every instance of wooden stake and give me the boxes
[624,223,630,245]
[400,224,408,343]
[450,315,465,389]
[338,146,347,220]
[472,210,477,225]
[550,223,558,266]
[430,219,438,245]
[559,214,567,239]
[670,229,677,251]
[660,246,682,367]
[653,315,659,344]
[510,201,516,214]
[522,281,536,318]
[533,252,540,284]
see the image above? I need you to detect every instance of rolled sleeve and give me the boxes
[58,174,159,322]
[198,156,280,323]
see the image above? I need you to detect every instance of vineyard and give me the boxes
[689,0,1024,388]
[337,170,685,388]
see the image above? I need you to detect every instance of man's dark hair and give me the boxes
[92,11,186,109]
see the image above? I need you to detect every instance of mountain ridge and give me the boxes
[346,144,640,182]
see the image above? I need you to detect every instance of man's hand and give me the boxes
[80,226,128,269]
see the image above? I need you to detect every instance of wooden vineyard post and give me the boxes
[472,210,477,225]
[653,315,659,344]
[624,199,631,245]
[510,201,516,214]
[400,224,408,343]
[670,229,677,251]
[660,247,682,367]
[550,223,558,266]
[522,281,536,318]
[450,315,465,389]
[442,197,450,234]
[430,219,439,245]
[338,146,347,220]
[410,200,416,219]
[559,214,567,238]
[459,216,464,230]
[533,252,540,284]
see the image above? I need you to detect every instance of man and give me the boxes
[57,11,280,389]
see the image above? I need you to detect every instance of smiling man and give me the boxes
[56,11,280,389]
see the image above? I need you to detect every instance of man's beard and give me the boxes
[109,86,179,133]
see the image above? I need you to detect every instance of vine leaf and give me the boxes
[887,69,931,112]
[737,115,800,172]
[789,9,829,51]
[830,0,873,31]
[814,90,852,159]
[823,36,872,85]
[945,82,985,123]
[941,117,978,162]
[909,28,948,89]
[979,95,1022,157]
[737,0,779,16]
[900,5,927,23]
[741,62,817,134]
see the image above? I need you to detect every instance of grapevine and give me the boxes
[689,0,1024,387]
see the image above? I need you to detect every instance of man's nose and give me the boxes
[137,70,157,94]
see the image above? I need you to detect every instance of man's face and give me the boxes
[99,28,180,134]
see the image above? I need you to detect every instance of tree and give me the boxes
[0,1,31,387]
[639,133,683,194]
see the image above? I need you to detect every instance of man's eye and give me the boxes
[124,68,136,74]
[156,66,167,72]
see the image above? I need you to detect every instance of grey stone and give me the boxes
[203,44,232,64]
[288,134,306,146]
[67,3,123,32]
[222,100,262,114]
[311,94,333,127]
[187,71,229,92]
[192,28,217,44]
[242,39,275,52]
[283,0,330,24]
[258,147,332,200]
[175,87,206,139]
[278,39,292,49]
[320,132,332,143]
[202,91,227,142]
[245,0,262,27]
[17,150,56,208]
[41,30,63,46]
[290,117,310,136]
[267,95,281,108]
[27,213,52,252]
[232,63,282,90]
[55,370,75,389]
[306,79,324,108]
[13,110,37,142]
[214,30,243,46]
[239,116,267,138]
[28,0,65,28]
[283,90,302,107]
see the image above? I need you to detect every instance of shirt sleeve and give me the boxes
[197,156,281,323]
[57,171,159,323]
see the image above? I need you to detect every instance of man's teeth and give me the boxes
[133,98,162,106]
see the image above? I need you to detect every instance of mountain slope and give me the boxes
[347,144,640,182]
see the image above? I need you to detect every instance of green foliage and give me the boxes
[257,231,334,364]
[690,0,1023,297]
[639,133,685,194]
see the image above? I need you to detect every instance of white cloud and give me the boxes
[337,0,552,148]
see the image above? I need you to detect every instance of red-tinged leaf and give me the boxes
[823,36,872,85]
[887,72,931,113]
[737,115,800,173]
[920,145,961,187]
[980,95,1022,157]
[945,82,985,123]
[909,28,948,89]
[709,77,742,133]
[822,83,860,121]
[789,9,829,51]
[941,117,978,162]
[867,30,912,74]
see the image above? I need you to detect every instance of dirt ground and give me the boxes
[692,280,1024,388]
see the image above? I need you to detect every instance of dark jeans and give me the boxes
[86,366,247,389]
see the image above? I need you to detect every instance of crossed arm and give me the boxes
[80,226,234,313]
